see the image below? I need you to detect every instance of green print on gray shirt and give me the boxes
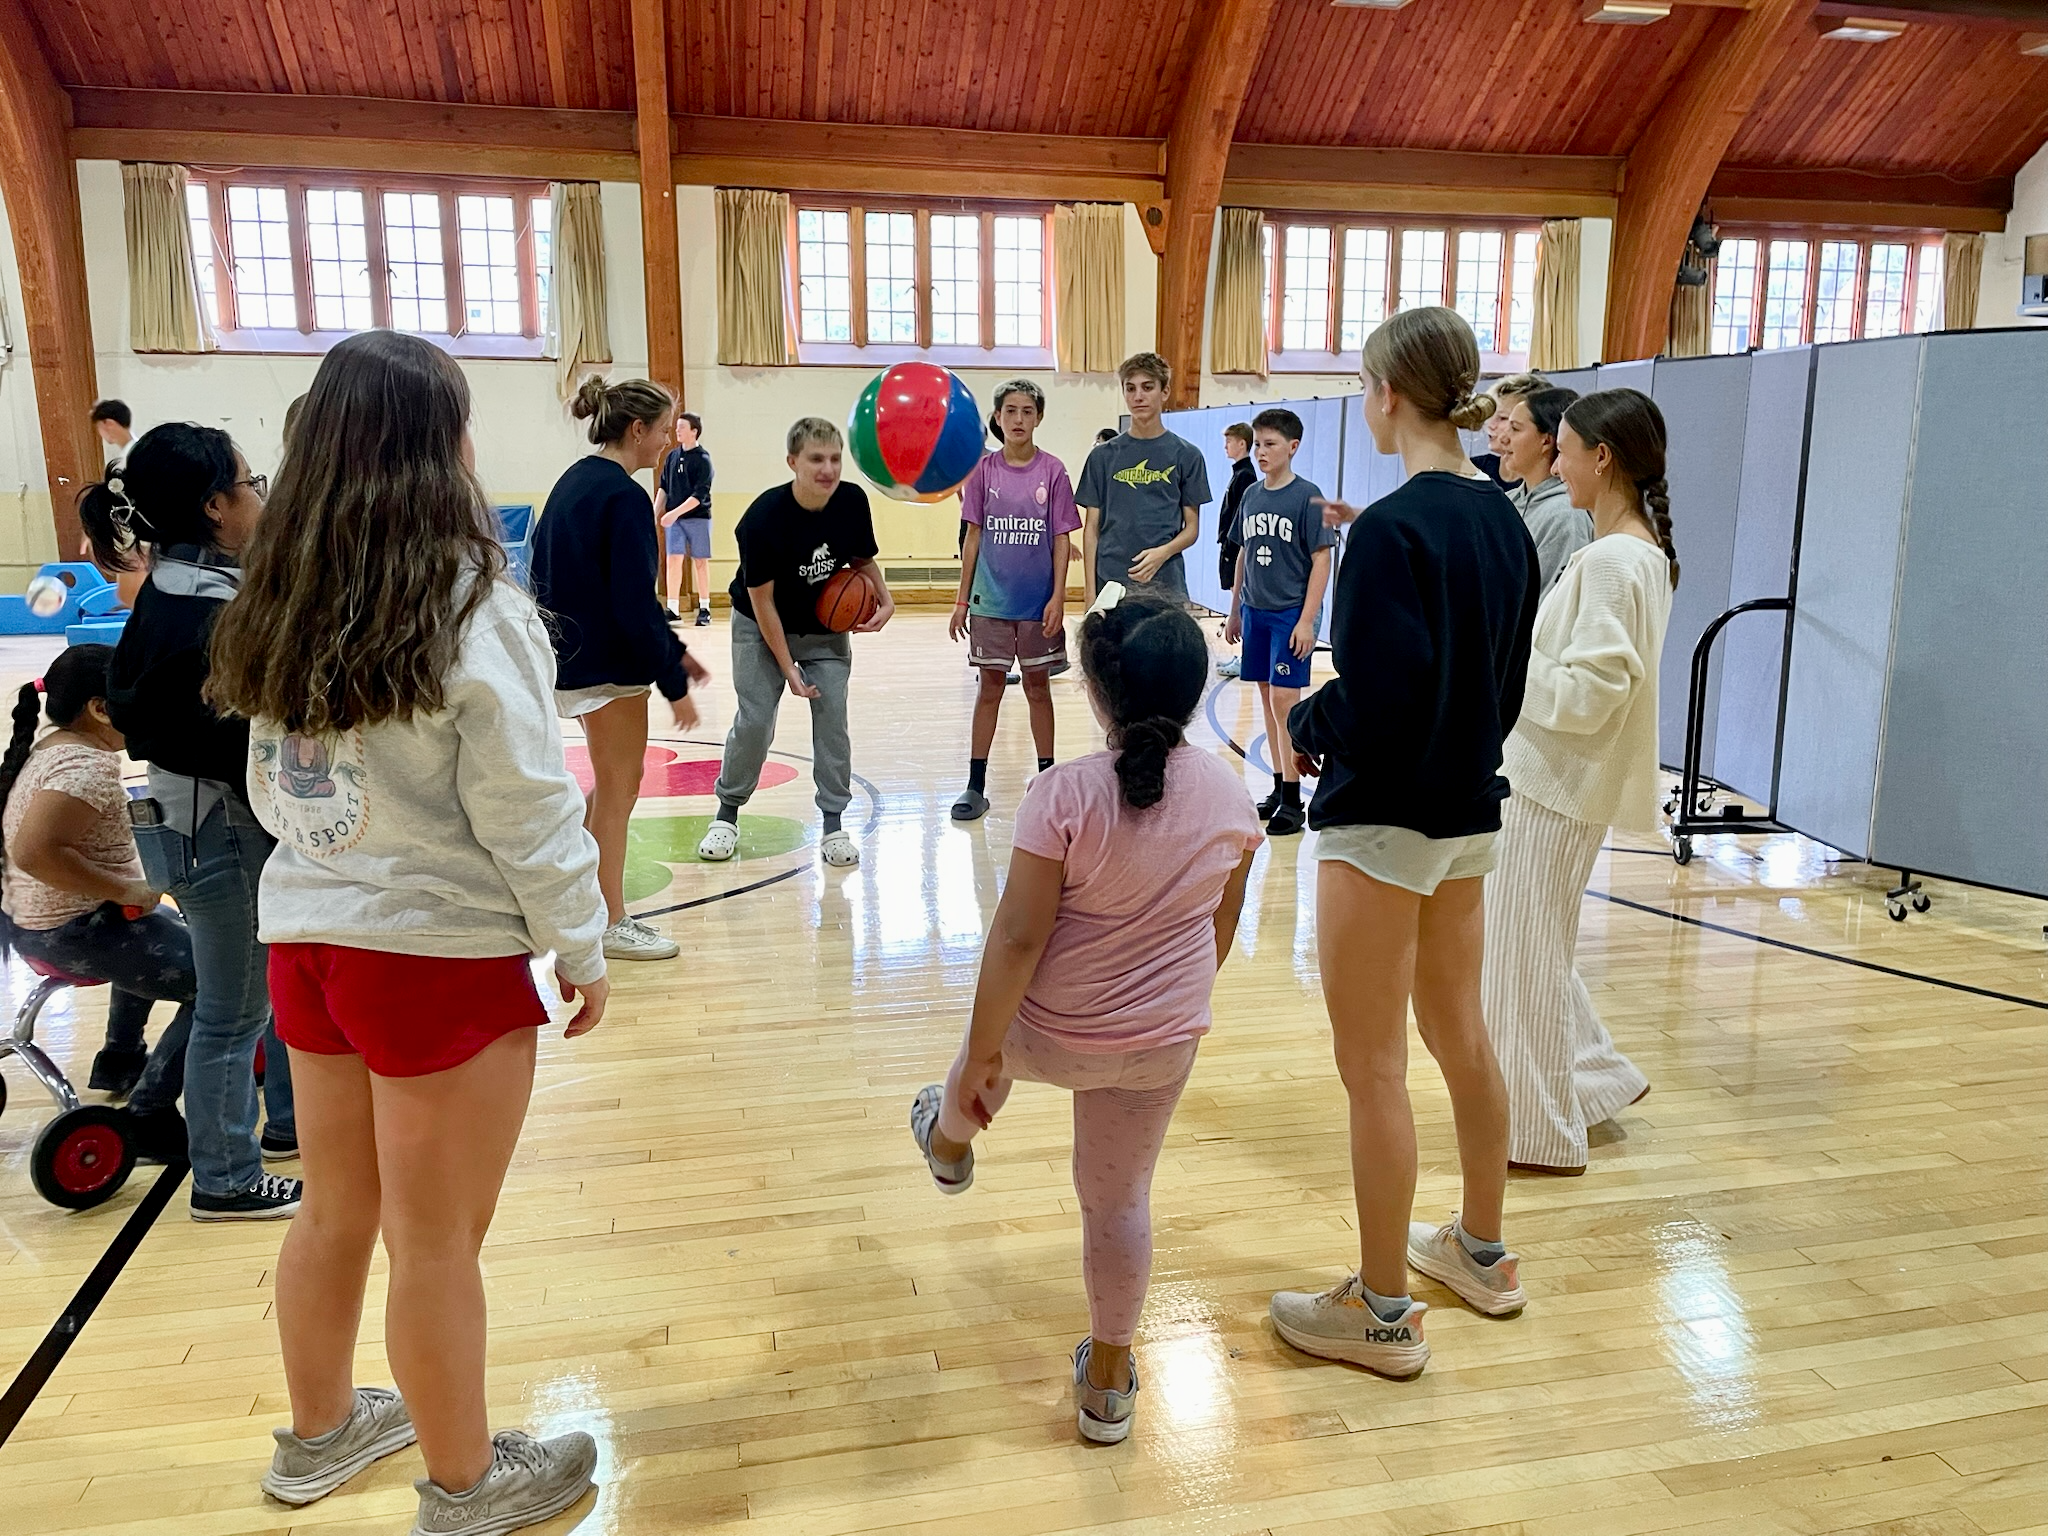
[1076,430,1212,591]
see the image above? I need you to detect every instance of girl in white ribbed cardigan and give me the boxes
[1483,389,1678,1175]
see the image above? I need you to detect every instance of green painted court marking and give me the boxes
[625,813,810,900]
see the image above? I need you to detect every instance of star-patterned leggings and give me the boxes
[940,1022,1198,1345]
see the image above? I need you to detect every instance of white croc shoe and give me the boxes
[697,821,739,862]
[820,830,860,868]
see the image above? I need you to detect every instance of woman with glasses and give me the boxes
[79,424,301,1220]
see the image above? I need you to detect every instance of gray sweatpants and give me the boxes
[714,612,854,816]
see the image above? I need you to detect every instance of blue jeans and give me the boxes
[135,797,294,1195]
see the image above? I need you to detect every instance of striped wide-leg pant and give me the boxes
[1482,793,1650,1169]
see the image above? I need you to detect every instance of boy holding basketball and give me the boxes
[1075,352,1211,605]
[699,417,893,870]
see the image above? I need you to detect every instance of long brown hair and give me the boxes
[1562,388,1680,589]
[209,330,505,733]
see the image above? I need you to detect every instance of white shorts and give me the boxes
[554,683,649,720]
[1315,823,1499,896]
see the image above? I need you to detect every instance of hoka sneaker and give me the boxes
[909,1084,974,1194]
[1407,1216,1526,1316]
[409,1429,597,1536]
[1270,1274,1429,1377]
[261,1387,416,1505]
[1072,1338,1139,1444]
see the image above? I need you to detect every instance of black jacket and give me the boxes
[1289,473,1539,838]
[106,550,251,797]
[1218,456,1257,587]
[532,456,691,700]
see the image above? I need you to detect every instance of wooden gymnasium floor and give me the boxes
[3,612,2048,1536]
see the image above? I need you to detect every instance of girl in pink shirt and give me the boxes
[911,586,1262,1445]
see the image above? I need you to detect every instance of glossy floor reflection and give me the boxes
[3,615,2048,1535]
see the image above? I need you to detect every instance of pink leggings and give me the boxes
[940,1023,1198,1346]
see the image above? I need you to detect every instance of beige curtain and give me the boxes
[123,163,214,353]
[548,182,611,396]
[715,188,794,367]
[1943,232,1983,331]
[1054,203,1124,374]
[1529,218,1580,371]
[1667,279,1710,358]
[1210,207,1267,376]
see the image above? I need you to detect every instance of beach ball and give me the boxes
[847,363,983,503]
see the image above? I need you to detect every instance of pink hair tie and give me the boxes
[32,678,47,694]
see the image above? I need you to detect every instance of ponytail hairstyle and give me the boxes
[570,375,675,446]
[1077,589,1208,810]
[1563,388,1678,589]
[76,422,240,573]
[0,644,117,859]
[1359,306,1495,431]
[986,377,1046,441]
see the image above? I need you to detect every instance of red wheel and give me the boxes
[32,1106,136,1210]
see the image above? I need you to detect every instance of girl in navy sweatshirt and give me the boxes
[531,376,709,963]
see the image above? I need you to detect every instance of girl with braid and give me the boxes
[1482,387,1678,1175]
[910,585,1261,1446]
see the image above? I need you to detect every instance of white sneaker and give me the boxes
[908,1084,973,1195]
[409,1429,596,1536]
[601,918,678,961]
[262,1387,416,1505]
[1407,1215,1526,1316]
[1269,1273,1429,1377]
[697,820,739,861]
[820,829,859,867]
[1072,1338,1139,1444]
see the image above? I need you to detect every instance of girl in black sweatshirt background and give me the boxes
[532,376,709,964]
[1268,306,1540,1378]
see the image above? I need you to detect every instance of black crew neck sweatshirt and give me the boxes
[1287,471,1539,839]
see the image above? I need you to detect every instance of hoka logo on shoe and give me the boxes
[1112,459,1176,488]
[1362,1323,1417,1344]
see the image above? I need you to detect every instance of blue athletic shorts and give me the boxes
[665,516,711,558]
[1241,603,1309,688]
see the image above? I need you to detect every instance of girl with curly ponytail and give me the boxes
[1483,386,1678,1178]
[909,585,1264,1445]
[0,644,198,1139]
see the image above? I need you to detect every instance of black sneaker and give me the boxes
[192,1173,302,1222]
[122,1105,189,1165]
[662,605,681,622]
[694,607,712,627]
[1267,802,1307,836]
[1255,786,1285,820]
[89,1044,149,1098]
[261,1125,300,1162]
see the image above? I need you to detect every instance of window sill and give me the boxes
[1247,348,1531,378]
[157,329,550,361]
[792,341,1055,371]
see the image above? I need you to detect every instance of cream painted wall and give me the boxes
[1976,140,2048,330]
[0,191,62,592]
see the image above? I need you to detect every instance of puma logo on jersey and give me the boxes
[1112,460,1177,488]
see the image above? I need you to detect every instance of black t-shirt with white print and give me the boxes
[728,480,880,636]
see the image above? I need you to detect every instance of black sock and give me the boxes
[715,802,739,826]
[967,758,988,794]
[1037,756,1054,773]
[1281,780,1302,807]
[1271,772,1285,796]
[821,811,843,835]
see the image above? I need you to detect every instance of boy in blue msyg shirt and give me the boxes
[1224,407,1335,836]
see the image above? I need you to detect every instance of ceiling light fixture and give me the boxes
[1817,15,1906,41]
[1582,1,1672,26]
[1330,0,1418,9]
[2022,33,2048,58]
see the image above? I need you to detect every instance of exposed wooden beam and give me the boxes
[1604,0,1815,363]
[1225,144,1623,219]
[630,0,682,404]
[1,0,99,554]
[1710,163,2012,231]
[1814,0,2045,24]
[1158,0,1284,409]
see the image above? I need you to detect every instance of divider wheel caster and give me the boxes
[1911,892,1931,914]
[1673,836,1694,866]
[1887,899,1908,923]
[32,1105,135,1210]
[0,1072,9,1118]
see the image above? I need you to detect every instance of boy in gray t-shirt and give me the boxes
[1223,407,1335,836]
[1074,352,1212,601]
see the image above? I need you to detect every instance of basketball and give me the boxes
[815,564,879,632]
[847,362,983,504]
[24,573,70,619]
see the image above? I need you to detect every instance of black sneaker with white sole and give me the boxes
[261,1126,300,1162]
[192,1173,302,1221]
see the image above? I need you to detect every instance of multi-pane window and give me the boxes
[791,202,1052,357]
[928,214,980,347]
[226,185,297,330]
[1708,230,1948,354]
[1454,231,1506,351]
[1256,218,1538,366]
[1760,240,1810,351]
[458,195,522,336]
[186,182,217,319]
[992,216,1043,347]
[1282,226,1332,351]
[186,172,548,348]
[305,189,373,332]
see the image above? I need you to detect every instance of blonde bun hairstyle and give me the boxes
[1361,306,1493,431]
[570,375,674,446]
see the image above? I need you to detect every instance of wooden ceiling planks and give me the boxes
[1733,21,2048,179]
